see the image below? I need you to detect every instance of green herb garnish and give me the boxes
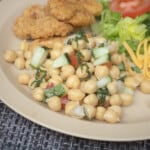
[76,51,84,63]
[80,63,91,80]
[96,87,110,106]
[31,68,47,88]
[67,30,89,47]
[44,84,65,99]
[131,66,141,73]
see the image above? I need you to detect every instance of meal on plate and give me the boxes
[3,0,150,123]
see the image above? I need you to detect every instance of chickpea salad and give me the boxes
[4,31,150,124]
[3,0,150,124]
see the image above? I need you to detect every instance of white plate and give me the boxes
[0,0,150,141]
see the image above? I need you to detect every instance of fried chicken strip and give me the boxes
[46,0,102,27]
[13,5,73,40]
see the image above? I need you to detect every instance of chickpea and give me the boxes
[90,76,97,81]
[62,84,69,93]
[111,53,122,65]
[83,94,98,106]
[140,80,150,94]
[120,93,133,106]
[61,65,75,79]
[48,68,60,76]
[65,101,78,115]
[18,73,31,85]
[65,101,85,119]
[25,60,31,70]
[24,51,32,60]
[72,40,86,50]
[53,42,63,50]
[43,59,53,69]
[47,96,62,112]
[134,73,144,84]
[108,105,122,117]
[109,94,122,106]
[62,45,74,54]
[108,41,118,53]
[20,40,29,51]
[83,104,96,120]
[94,65,109,80]
[50,49,62,60]
[14,57,25,69]
[124,77,139,89]
[76,66,89,79]
[66,75,80,89]
[94,37,106,47]
[103,109,120,123]
[68,89,85,102]
[80,49,91,61]
[87,63,94,73]
[80,79,97,94]
[52,75,63,83]
[16,50,24,58]
[87,38,95,49]
[4,50,17,63]
[107,81,118,95]
[48,75,62,85]
[32,87,44,101]
[40,82,48,89]
[110,66,120,79]
[95,107,106,121]
[45,74,50,81]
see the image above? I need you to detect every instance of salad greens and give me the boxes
[92,1,150,43]
[117,15,147,41]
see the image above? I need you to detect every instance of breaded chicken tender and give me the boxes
[80,0,103,16]
[13,5,73,39]
[13,0,102,40]
[46,0,102,27]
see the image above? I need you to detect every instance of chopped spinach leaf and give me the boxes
[31,68,47,88]
[76,51,84,63]
[96,87,110,106]
[80,63,91,80]
[44,84,65,99]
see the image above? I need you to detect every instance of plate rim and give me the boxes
[0,0,150,141]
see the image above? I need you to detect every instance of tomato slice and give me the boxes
[68,52,79,67]
[110,0,150,18]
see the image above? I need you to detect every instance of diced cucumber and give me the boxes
[93,54,109,66]
[97,76,112,88]
[92,47,109,59]
[52,53,69,68]
[117,81,134,95]
[30,47,48,68]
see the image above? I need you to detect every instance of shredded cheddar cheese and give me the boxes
[123,42,142,68]
[123,38,150,79]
